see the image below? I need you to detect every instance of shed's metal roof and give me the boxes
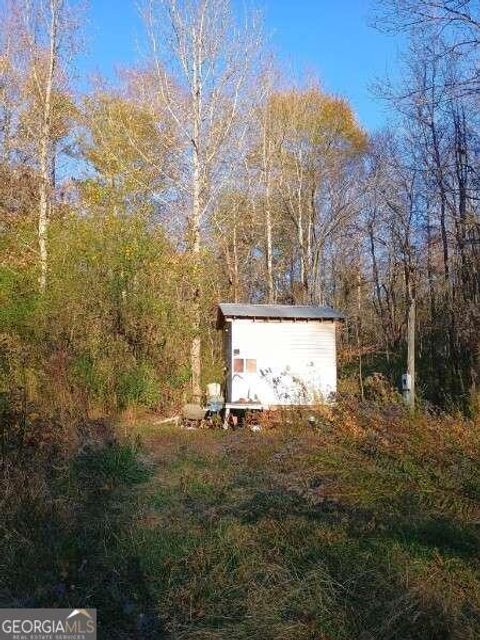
[217,303,344,328]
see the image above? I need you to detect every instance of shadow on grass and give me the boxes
[237,485,480,557]
[0,435,166,640]
[2,425,478,640]
[226,486,479,639]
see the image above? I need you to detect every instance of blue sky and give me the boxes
[79,0,403,131]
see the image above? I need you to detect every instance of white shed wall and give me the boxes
[226,319,337,406]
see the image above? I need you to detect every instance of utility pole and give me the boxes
[407,295,415,408]
[403,293,415,408]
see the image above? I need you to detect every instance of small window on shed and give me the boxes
[246,359,257,373]
[233,358,244,373]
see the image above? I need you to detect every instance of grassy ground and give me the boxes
[1,405,479,639]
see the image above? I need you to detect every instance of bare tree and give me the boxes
[3,0,80,291]
[144,0,260,402]
[36,0,61,291]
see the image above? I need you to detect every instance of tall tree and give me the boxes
[258,86,366,304]
[1,0,79,290]
[144,0,260,402]
[373,1,480,404]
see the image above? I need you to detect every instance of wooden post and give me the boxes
[356,271,364,400]
[406,295,415,409]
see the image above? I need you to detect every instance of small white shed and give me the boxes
[217,303,344,409]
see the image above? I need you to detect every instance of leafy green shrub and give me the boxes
[74,438,151,486]
[72,353,108,400]
[117,362,161,410]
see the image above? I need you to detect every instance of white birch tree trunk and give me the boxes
[38,0,59,292]
[145,0,259,402]
[262,130,274,302]
[190,141,202,403]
